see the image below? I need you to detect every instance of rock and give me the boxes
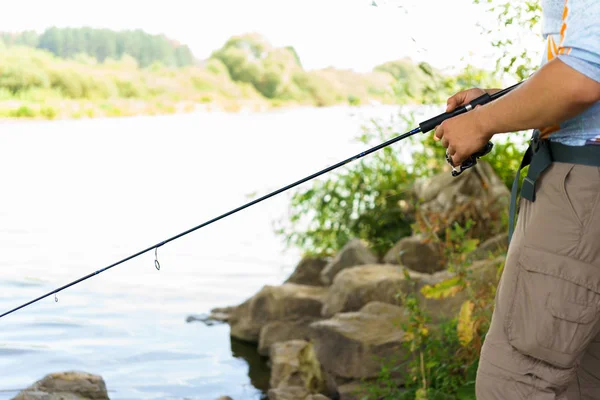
[467,232,508,262]
[337,381,406,400]
[268,386,309,400]
[285,257,329,286]
[204,306,237,323]
[320,239,378,285]
[267,387,331,400]
[321,264,427,317]
[412,161,509,240]
[13,371,109,400]
[186,313,227,325]
[337,382,369,400]
[216,397,233,400]
[227,284,328,342]
[419,256,504,323]
[383,235,443,273]
[269,340,325,393]
[258,317,321,356]
[310,303,409,380]
[359,301,409,317]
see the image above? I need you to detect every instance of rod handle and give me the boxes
[418,92,492,134]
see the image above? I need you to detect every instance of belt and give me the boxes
[508,133,600,243]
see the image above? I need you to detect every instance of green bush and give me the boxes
[40,105,57,119]
[10,105,37,118]
[276,117,416,257]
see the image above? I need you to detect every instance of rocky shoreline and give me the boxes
[201,161,510,400]
[15,162,509,400]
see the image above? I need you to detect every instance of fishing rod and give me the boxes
[0,81,523,320]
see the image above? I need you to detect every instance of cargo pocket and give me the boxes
[506,246,600,369]
[562,164,600,228]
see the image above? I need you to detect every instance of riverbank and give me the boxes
[0,95,393,121]
[202,160,510,399]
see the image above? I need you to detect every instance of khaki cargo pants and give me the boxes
[476,162,600,399]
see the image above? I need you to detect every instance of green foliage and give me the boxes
[2,27,195,67]
[275,116,415,257]
[10,105,36,118]
[474,0,542,80]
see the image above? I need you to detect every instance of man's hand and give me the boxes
[445,88,486,112]
[435,88,502,166]
[434,59,600,166]
[434,105,493,166]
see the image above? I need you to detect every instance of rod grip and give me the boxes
[418,92,492,134]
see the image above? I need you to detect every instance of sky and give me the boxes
[0,0,540,74]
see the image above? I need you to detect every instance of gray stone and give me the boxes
[383,235,443,273]
[227,284,328,342]
[269,340,325,393]
[285,257,329,286]
[258,317,321,356]
[467,232,508,262]
[310,303,409,380]
[412,161,510,240]
[267,387,331,400]
[12,371,109,400]
[321,264,427,317]
[320,239,378,285]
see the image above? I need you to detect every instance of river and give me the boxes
[0,105,427,399]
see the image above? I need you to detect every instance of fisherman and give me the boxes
[434,0,600,398]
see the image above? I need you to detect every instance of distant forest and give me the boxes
[0,27,195,67]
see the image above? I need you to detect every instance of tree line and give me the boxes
[0,27,195,67]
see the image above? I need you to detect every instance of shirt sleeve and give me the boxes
[557,0,600,83]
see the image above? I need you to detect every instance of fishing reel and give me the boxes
[446,141,494,177]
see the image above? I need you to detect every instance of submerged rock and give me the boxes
[12,371,109,400]
[319,239,378,285]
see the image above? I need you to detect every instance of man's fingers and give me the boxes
[452,153,464,167]
[441,137,449,149]
[446,93,465,112]
[447,145,456,156]
[434,124,443,141]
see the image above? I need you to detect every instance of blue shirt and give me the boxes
[539,0,600,146]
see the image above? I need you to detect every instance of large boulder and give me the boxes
[224,284,328,342]
[412,161,509,240]
[466,232,508,262]
[419,256,504,323]
[285,257,329,286]
[258,317,321,356]
[13,371,109,400]
[310,302,409,380]
[321,264,427,317]
[320,239,378,285]
[337,381,406,400]
[267,387,330,400]
[383,235,443,273]
[269,340,325,394]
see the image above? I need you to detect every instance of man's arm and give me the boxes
[476,58,600,136]
[435,58,600,165]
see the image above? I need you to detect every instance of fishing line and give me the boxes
[0,81,523,320]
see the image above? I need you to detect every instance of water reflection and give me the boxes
[230,338,270,398]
